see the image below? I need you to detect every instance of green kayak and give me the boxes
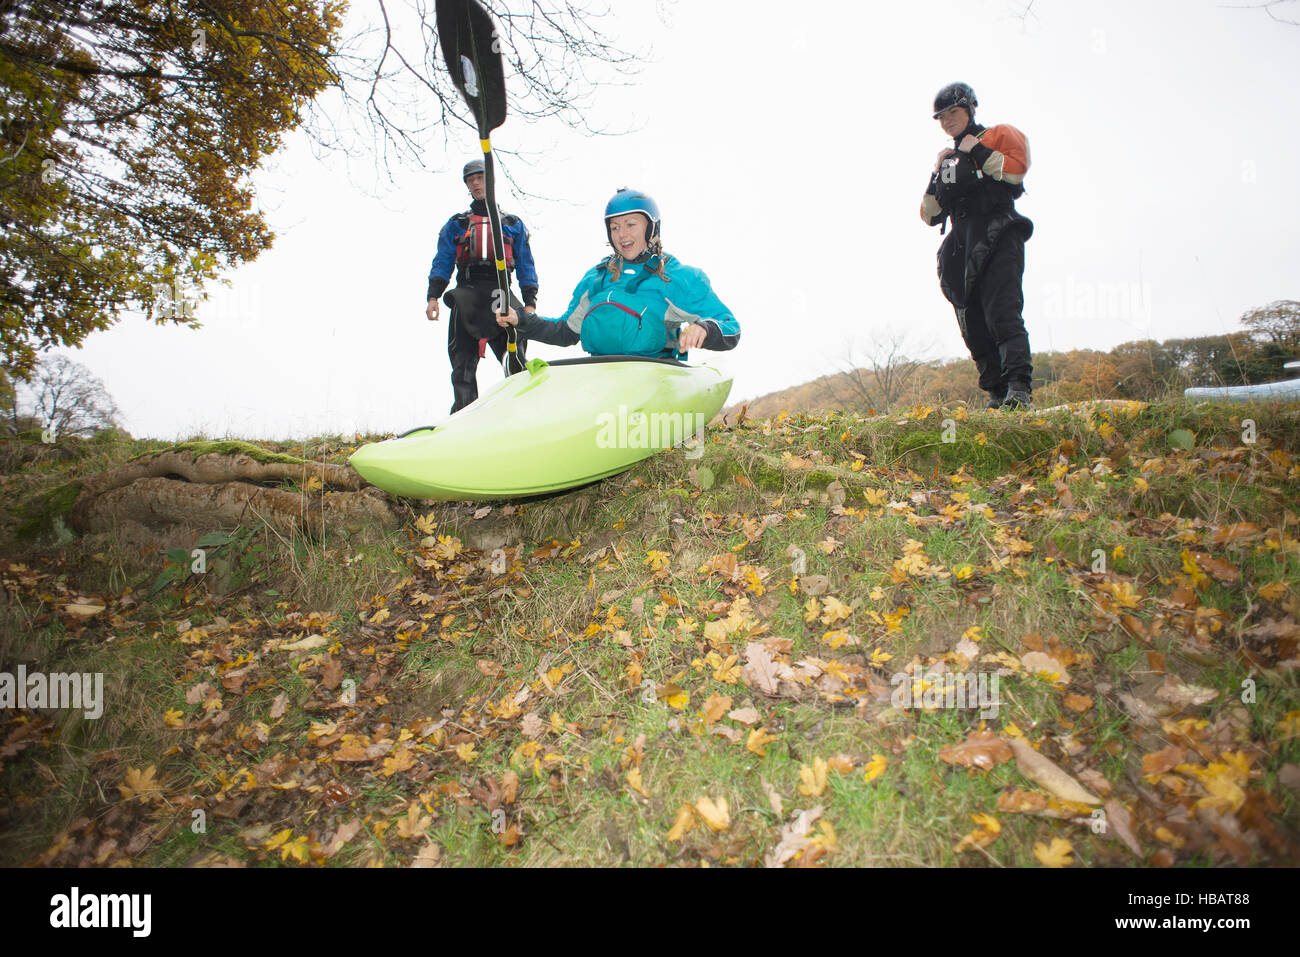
[350,355,733,500]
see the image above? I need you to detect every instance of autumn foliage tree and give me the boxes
[1,0,344,375]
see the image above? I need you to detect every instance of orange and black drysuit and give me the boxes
[921,121,1034,398]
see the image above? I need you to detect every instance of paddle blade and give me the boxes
[436,0,507,133]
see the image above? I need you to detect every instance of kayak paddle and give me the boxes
[435,0,520,375]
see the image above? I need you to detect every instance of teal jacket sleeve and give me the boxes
[664,264,740,352]
[518,265,603,347]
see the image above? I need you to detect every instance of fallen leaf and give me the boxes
[476,660,504,678]
[625,766,650,797]
[954,813,1002,854]
[1104,800,1143,858]
[938,731,1013,771]
[1033,837,1074,867]
[280,634,327,652]
[861,754,888,783]
[728,706,760,726]
[667,804,695,841]
[269,692,288,720]
[1021,651,1070,685]
[765,805,824,868]
[762,777,784,817]
[1009,738,1101,805]
[1155,675,1218,709]
[798,757,828,797]
[695,796,730,832]
[410,840,442,868]
[1142,745,1188,777]
[746,727,779,756]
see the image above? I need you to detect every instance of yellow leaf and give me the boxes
[163,708,184,728]
[667,804,696,841]
[455,742,478,763]
[954,564,974,581]
[666,690,689,710]
[954,812,1001,853]
[746,727,779,756]
[1258,582,1288,601]
[644,549,672,571]
[798,757,828,797]
[414,512,437,536]
[702,693,731,726]
[626,766,650,797]
[1033,837,1074,868]
[819,596,852,625]
[712,654,742,684]
[861,754,888,783]
[117,765,161,802]
[695,796,730,832]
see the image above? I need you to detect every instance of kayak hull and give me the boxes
[350,356,733,500]
[1184,378,1300,402]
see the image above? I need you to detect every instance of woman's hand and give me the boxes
[678,322,707,350]
[497,306,519,327]
[958,134,979,152]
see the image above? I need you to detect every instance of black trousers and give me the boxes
[447,285,528,414]
[957,230,1033,396]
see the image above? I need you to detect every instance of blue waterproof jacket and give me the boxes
[426,204,539,305]
[519,254,740,360]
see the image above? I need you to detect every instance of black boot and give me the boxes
[1002,383,1033,409]
[986,390,1007,410]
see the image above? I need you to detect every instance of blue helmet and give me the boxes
[604,188,661,242]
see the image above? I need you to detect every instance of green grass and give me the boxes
[1,400,1298,867]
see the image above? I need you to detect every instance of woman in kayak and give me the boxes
[497,188,740,359]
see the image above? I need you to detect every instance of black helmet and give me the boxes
[933,82,977,119]
[462,158,485,181]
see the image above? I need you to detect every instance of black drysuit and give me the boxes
[923,121,1035,397]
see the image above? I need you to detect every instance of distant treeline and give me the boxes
[736,300,1300,417]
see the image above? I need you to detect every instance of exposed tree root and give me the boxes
[65,448,397,541]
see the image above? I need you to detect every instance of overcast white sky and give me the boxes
[56,0,1300,438]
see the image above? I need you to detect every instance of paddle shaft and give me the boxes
[477,136,518,365]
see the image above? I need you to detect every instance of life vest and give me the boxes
[454,214,514,268]
[579,288,669,357]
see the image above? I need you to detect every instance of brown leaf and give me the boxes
[1142,745,1187,777]
[728,706,760,726]
[1104,800,1143,858]
[1063,693,1093,713]
[520,712,545,738]
[798,574,831,596]
[500,770,520,805]
[1155,675,1218,708]
[1008,738,1101,805]
[410,840,442,867]
[476,659,504,678]
[938,731,1013,771]
[269,692,288,720]
[322,819,362,858]
[321,658,343,691]
[702,693,731,726]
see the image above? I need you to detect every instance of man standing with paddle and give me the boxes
[426,159,539,413]
[431,0,537,415]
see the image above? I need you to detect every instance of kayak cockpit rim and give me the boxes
[544,354,689,368]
